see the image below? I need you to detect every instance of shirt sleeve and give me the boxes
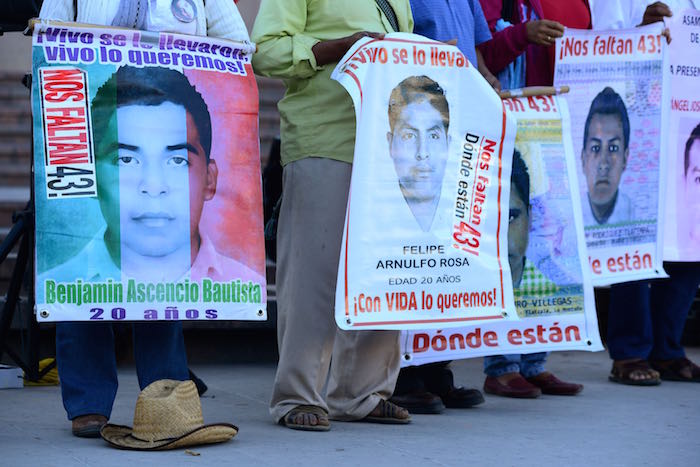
[472,0,493,45]
[250,0,323,80]
[477,0,529,74]
[38,0,73,21]
[205,0,251,42]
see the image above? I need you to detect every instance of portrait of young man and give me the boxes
[580,86,633,226]
[483,149,582,398]
[387,75,450,232]
[40,65,262,285]
[684,122,700,246]
[508,149,531,288]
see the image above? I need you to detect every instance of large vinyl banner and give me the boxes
[32,22,266,322]
[332,33,517,331]
[401,95,602,365]
[554,25,669,285]
[663,9,700,261]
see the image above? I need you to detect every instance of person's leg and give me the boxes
[518,352,547,378]
[269,158,349,427]
[391,364,445,414]
[56,322,118,420]
[133,321,189,389]
[649,262,700,360]
[483,354,521,377]
[649,262,700,381]
[421,362,484,409]
[607,280,653,360]
[608,280,659,384]
[393,365,429,395]
[327,329,405,421]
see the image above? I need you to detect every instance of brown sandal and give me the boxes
[282,405,330,432]
[362,399,411,424]
[650,358,700,382]
[609,359,661,386]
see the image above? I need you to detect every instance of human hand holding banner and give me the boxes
[332,33,517,331]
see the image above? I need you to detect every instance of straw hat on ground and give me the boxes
[100,379,237,450]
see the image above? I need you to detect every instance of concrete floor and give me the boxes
[1,348,699,467]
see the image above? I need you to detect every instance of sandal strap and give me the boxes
[652,358,700,377]
[612,359,658,377]
[375,399,400,418]
[285,405,328,421]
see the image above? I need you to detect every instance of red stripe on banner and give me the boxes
[344,192,352,316]
[351,314,504,327]
[496,101,507,309]
[344,69,363,108]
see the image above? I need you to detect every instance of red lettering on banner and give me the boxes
[603,252,653,273]
[411,324,582,353]
[42,68,85,102]
[560,34,662,61]
[559,36,589,60]
[593,35,633,56]
[41,70,91,166]
[40,67,97,198]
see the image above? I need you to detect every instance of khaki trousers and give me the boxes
[270,157,401,422]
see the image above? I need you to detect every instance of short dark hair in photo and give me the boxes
[91,66,212,161]
[388,75,449,133]
[685,122,700,175]
[583,86,630,150]
[511,149,530,205]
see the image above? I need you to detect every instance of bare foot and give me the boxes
[283,405,330,431]
[614,359,660,383]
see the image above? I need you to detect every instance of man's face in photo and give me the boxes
[96,101,216,259]
[388,99,449,204]
[686,139,700,242]
[508,182,530,288]
[582,113,628,207]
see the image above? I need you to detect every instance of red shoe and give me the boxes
[526,372,583,396]
[483,374,541,398]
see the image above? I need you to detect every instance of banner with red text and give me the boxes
[32,22,266,321]
[332,33,517,330]
[401,95,602,364]
[554,25,669,285]
[663,9,700,261]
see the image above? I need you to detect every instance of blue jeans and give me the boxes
[608,262,700,361]
[56,321,189,420]
[483,353,548,378]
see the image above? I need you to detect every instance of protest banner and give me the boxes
[401,94,603,364]
[663,9,700,261]
[554,25,669,285]
[331,33,517,331]
[32,22,266,322]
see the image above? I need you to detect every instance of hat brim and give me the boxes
[100,423,238,451]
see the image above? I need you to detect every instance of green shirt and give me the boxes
[251,0,413,166]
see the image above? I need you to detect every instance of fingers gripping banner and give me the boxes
[32,22,267,322]
[554,25,669,286]
[331,33,517,331]
[663,9,700,261]
[401,95,603,365]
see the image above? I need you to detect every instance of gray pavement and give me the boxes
[1,348,699,467]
